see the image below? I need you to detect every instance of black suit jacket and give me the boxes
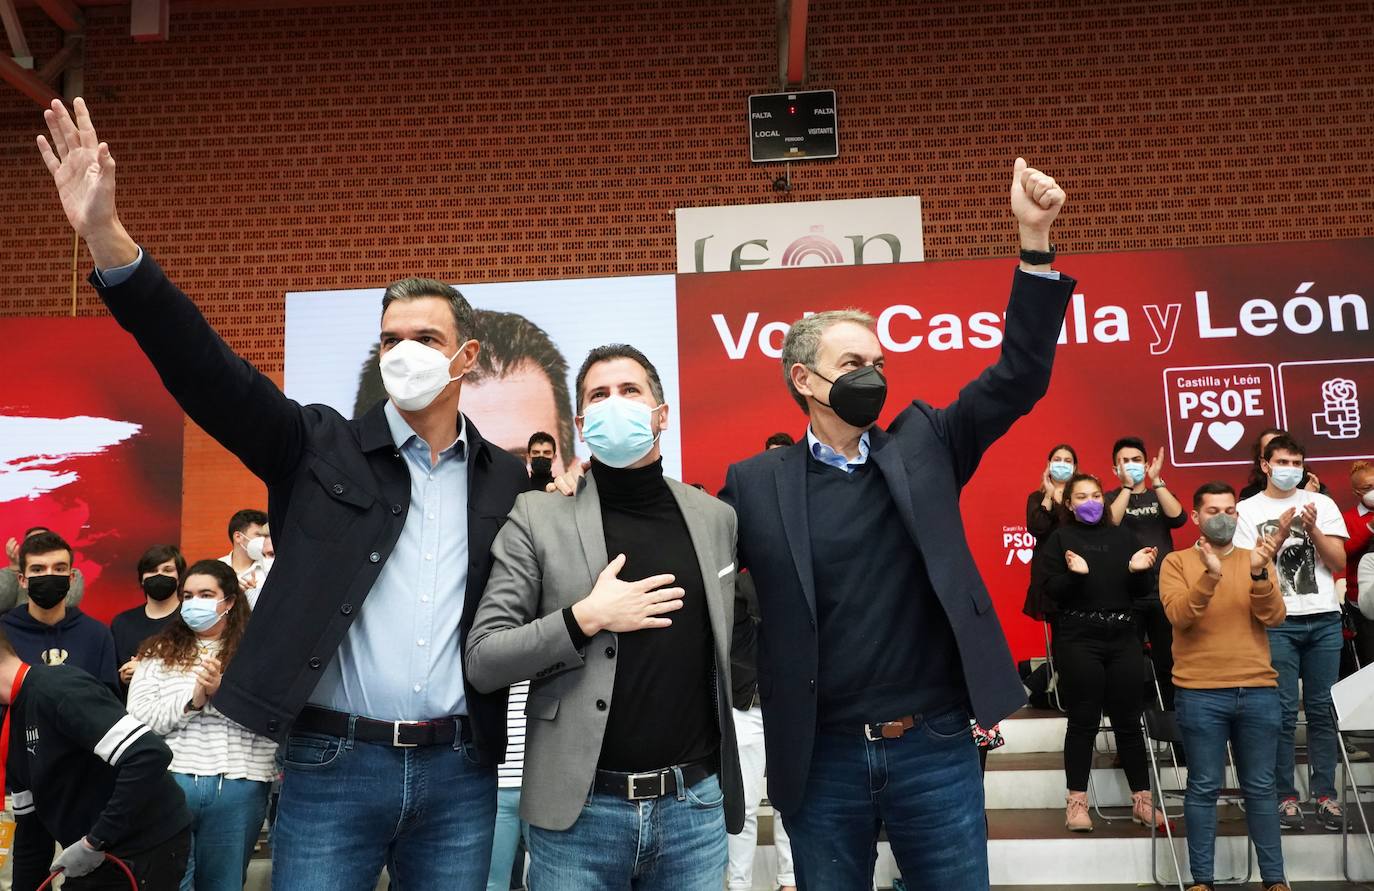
[720,268,1075,814]
[92,255,528,761]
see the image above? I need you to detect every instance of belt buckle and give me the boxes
[864,720,906,742]
[863,723,883,742]
[392,720,422,748]
[626,770,666,800]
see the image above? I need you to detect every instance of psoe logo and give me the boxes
[1002,526,1036,566]
[691,225,903,272]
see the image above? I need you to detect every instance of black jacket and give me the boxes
[92,255,528,761]
[8,664,190,891]
[720,268,1074,815]
[729,572,760,709]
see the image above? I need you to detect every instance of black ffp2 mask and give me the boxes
[26,575,70,610]
[529,457,554,478]
[813,365,888,428]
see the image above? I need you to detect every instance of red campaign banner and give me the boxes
[0,318,183,624]
[676,238,1374,660]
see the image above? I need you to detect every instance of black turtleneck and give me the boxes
[567,460,718,772]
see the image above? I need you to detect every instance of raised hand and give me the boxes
[35,98,138,268]
[1010,157,1067,242]
[1065,550,1089,575]
[1199,540,1223,577]
[571,554,684,635]
[1304,472,1322,493]
[1147,447,1165,486]
[1041,467,1054,496]
[4,537,17,569]
[1275,506,1296,543]
[1129,546,1159,573]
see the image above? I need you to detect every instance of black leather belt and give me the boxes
[293,705,466,748]
[593,757,716,801]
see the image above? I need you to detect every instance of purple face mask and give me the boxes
[1073,499,1105,524]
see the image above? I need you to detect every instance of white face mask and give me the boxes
[244,537,267,563]
[1363,490,1374,510]
[379,340,467,412]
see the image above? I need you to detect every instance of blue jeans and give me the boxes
[1175,687,1286,885]
[783,705,987,890]
[525,772,727,890]
[172,773,270,891]
[1269,613,1342,801]
[487,788,524,891]
[271,730,496,891]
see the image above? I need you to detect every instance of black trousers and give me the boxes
[1139,596,1175,709]
[1053,617,1150,792]
[64,828,190,891]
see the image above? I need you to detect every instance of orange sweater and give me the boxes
[1159,543,1287,689]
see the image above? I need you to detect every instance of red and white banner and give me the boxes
[0,319,183,623]
[675,239,1374,658]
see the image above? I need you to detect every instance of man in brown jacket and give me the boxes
[1160,481,1290,891]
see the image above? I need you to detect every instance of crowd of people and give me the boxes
[1024,430,1374,891]
[12,95,1371,891]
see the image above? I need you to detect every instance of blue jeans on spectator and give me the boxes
[782,704,988,890]
[1269,612,1342,802]
[525,772,727,890]
[172,773,270,891]
[487,788,524,891]
[1175,686,1286,885]
[271,730,496,891]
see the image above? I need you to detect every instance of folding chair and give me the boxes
[1143,708,1253,889]
[1337,700,1374,881]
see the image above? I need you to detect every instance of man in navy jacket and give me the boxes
[37,98,528,891]
[719,160,1073,889]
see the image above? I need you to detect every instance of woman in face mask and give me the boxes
[1023,443,1079,622]
[126,560,277,891]
[1037,474,1166,834]
[110,544,186,691]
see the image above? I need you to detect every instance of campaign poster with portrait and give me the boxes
[0,318,184,624]
[284,275,683,480]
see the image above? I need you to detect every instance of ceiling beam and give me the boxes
[0,51,59,105]
[131,0,168,41]
[34,0,79,32]
[1,0,32,60]
[36,32,78,82]
[779,0,808,87]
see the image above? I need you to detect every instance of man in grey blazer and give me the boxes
[466,344,744,891]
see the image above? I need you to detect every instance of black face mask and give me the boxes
[812,365,888,429]
[529,456,554,478]
[142,574,179,602]
[26,575,70,610]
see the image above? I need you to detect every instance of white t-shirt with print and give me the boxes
[1234,489,1349,616]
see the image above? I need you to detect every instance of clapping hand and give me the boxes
[1250,531,1281,574]
[1129,547,1159,573]
[1146,448,1165,486]
[1299,502,1318,533]
[1065,550,1089,575]
[1199,540,1223,577]
[191,655,223,708]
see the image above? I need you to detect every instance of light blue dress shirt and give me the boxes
[807,428,871,474]
[310,401,472,721]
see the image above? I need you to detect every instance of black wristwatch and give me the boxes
[1251,567,1269,581]
[85,834,108,852]
[1019,243,1056,265]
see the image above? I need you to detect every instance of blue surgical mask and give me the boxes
[1270,465,1304,492]
[580,396,662,469]
[181,598,225,633]
[1122,461,1146,485]
[1049,461,1074,483]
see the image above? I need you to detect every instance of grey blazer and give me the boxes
[466,472,745,834]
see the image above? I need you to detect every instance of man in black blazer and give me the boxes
[718,159,1073,890]
[36,98,528,891]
